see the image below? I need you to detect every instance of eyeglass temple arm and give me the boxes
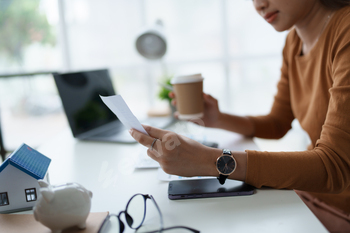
[163,226,200,233]
[144,195,200,233]
[147,195,164,229]
[142,226,200,233]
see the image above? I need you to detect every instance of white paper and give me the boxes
[157,168,214,181]
[100,95,149,135]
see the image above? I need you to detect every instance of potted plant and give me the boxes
[158,76,176,115]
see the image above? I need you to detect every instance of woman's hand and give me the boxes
[129,125,220,177]
[170,92,255,136]
[169,92,222,128]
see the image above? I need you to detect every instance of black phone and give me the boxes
[168,178,255,200]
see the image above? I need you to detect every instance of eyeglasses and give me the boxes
[98,193,200,233]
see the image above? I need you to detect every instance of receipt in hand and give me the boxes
[100,95,149,135]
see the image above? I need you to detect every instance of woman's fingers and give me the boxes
[169,92,177,106]
[173,111,179,119]
[169,92,175,98]
[147,148,162,161]
[203,93,216,104]
[142,125,168,139]
[188,117,205,127]
[129,128,155,148]
[129,125,170,152]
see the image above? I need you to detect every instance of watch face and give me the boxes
[216,155,236,175]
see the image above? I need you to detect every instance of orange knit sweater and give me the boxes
[246,6,350,214]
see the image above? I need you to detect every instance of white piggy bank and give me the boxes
[33,180,93,233]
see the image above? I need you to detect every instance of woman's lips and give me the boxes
[264,11,278,23]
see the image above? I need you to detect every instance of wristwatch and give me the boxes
[216,149,237,185]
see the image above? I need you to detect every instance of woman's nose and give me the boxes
[253,0,268,12]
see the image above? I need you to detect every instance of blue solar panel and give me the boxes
[0,143,51,180]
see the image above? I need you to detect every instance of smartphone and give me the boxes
[168,178,255,200]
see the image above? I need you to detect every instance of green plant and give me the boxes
[158,77,173,103]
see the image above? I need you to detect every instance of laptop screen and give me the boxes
[53,69,117,137]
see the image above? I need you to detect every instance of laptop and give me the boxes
[53,69,140,143]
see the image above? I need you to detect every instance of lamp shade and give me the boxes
[135,20,167,60]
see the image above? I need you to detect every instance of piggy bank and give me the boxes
[33,180,93,233]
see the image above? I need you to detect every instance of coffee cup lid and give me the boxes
[171,73,204,84]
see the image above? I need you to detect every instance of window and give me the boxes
[25,188,37,202]
[0,74,67,152]
[0,0,65,154]
[0,192,9,206]
[0,0,61,74]
[61,0,287,114]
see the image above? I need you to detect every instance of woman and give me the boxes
[130,0,350,231]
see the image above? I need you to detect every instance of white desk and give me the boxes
[37,123,327,233]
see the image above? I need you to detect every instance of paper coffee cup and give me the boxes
[171,73,204,120]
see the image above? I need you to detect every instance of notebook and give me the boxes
[53,69,172,143]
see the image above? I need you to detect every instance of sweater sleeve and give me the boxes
[245,16,350,194]
[248,32,295,139]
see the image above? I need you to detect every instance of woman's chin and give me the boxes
[271,24,292,32]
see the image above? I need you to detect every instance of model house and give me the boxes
[0,143,51,213]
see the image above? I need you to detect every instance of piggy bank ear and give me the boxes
[40,188,54,203]
[38,180,50,188]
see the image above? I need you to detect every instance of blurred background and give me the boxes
[0,0,309,158]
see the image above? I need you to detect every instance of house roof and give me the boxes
[0,143,51,180]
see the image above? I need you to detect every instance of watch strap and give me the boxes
[217,174,228,185]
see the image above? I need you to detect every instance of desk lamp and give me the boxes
[135,19,167,60]
[135,20,171,117]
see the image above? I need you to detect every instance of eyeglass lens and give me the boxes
[126,194,147,229]
[134,194,164,233]
[99,194,148,233]
[99,214,122,233]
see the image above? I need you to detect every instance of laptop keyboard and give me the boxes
[100,127,121,136]
[93,123,125,137]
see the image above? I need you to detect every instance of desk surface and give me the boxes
[37,123,327,233]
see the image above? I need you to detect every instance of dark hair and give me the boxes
[320,0,350,9]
